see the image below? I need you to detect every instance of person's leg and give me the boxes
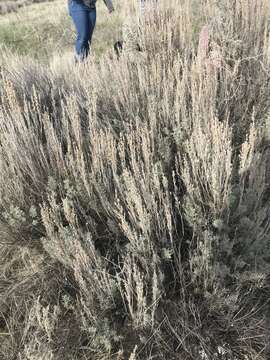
[69,2,91,62]
[139,0,158,15]
[139,0,147,13]
[87,9,97,51]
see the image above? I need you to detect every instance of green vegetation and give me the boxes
[0,0,123,61]
[0,1,72,61]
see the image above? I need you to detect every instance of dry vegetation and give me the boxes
[0,0,55,15]
[0,0,270,359]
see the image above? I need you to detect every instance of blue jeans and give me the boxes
[68,1,97,61]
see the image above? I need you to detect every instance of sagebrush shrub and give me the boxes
[0,0,270,359]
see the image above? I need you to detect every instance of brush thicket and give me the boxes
[0,0,270,359]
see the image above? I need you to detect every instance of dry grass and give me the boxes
[0,0,270,359]
[0,0,55,15]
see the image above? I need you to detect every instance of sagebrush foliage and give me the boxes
[0,0,270,359]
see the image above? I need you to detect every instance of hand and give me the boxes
[108,6,114,13]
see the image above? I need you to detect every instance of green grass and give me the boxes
[0,0,123,62]
[0,1,72,61]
